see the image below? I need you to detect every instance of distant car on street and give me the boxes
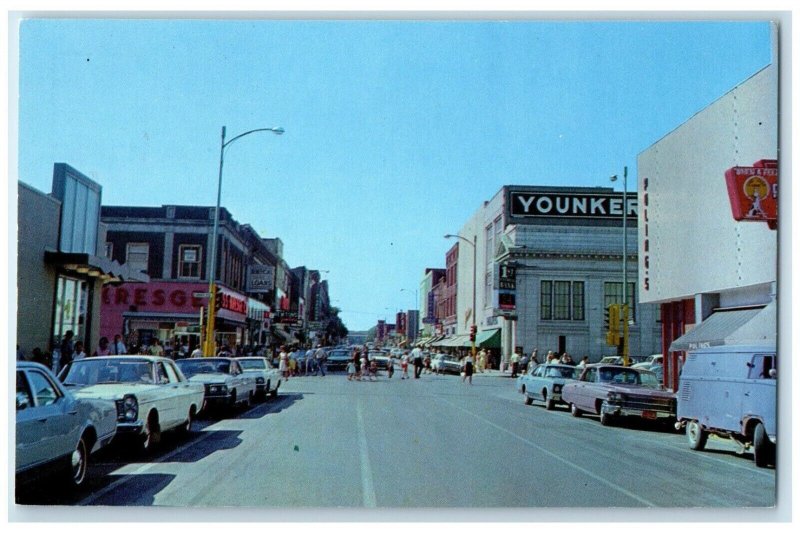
[562,364,676,427]
[517,363,579,410]
[236,357,282,399]
[16,362,117,489]
[368,350,392,370]
[59,355,204,453]
[325,348,353,371]
[176,357,257,414]
[632,354,663,370]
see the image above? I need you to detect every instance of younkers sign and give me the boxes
[509,191,638,220]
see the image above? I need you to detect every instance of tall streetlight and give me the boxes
[204,125,285,356]
[610,166,629,365]
[444,233,477,360]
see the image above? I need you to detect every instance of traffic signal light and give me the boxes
[214,288,223,313]
[606,304,620,346]
[469,324,477,342]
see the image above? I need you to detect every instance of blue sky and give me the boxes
[15,18,773,331]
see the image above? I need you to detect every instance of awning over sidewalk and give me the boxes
[45,249,149,284]
[476,329,501,348]
[669,303,774,352]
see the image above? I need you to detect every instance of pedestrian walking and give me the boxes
[387,355,395,378]
[477,349,487,373]
[411,346,423,379]
[347,360,356,381]
[423,353,432,374]
[93,337,111,357]
[305,348,316,375]
[369,359,378,380]
[530,348,540,366]
[73,341,87,361]
[278,346,290,380]
[360,353,369,380]
[314,345,327,376]
[577,355,589,368]
[462,353,474,385]
[352,348,362,380]
[510,351,520,378]
[401,352,409,379]
[58,330,75,372]
[149,338,165,357]
[191,346,203,358]
[109,334,127,355]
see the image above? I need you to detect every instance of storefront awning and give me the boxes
[273,327,298,345]
[438,334,471,348]
[44,249,149,284]
[669,304,774,352]
[476,329,501,348]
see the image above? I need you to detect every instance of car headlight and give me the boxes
[553,384,562,393]
[607,391,624,402]
[256,377,265,384]
[117,394,139,422]
[206,384,228,394]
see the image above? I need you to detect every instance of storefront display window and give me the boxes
[53,275,87,345]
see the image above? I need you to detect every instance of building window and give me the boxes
[604,282,637,319]
[53,275,87,346]
[178,245,202,279]
[126,243,149,274]
[540,281,552,320]
[541,280,585,321]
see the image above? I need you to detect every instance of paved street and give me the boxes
[16,368,775,513]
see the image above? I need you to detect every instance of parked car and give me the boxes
[175,357,257,413]
[433,354,462,375]
[59,356,204,452]
[16,362,117,489]
[677,344,776,467]
[236,357,281,399]
[632,354,663,370]
[561,364,677,426]
[325,348,353,371]
[517,363,579,410]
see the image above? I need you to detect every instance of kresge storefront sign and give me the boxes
[509,191,638,220]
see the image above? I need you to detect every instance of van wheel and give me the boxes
[753,422,774,467]
[570,403,582,418]
[686,420,707,451]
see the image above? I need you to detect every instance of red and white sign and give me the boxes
[725,160,777,228]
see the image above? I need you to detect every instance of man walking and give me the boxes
[411,345,424,379]
[110,334,127,355]
[314,345,327,376]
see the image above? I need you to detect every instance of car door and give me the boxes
[576,367,597,410]
[530,365,545,399]
[16,368,77,470]
[157,361,184,429]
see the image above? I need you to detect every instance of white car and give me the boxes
[236,357,281,399]
[176,357,258,413]
[632,354,663,370]
[59,356,204,453]
[17,362,117,489]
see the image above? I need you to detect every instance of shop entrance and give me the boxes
[558,335,566,355]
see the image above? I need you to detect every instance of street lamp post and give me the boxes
[444,233,477,360]
[204,125,284,356]
[610,166,629,365]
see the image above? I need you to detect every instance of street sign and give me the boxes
[193,292,212,298]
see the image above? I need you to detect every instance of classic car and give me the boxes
[517,363,579,410]
[59,356,204,452]
[561,364,677,426]
[368,350,392,370]
[325,348,354,371]
[176,357,257,413]
[432,353,462,375]
[236,356,281,399]
[632,354,663,370]
[16,362,117,489]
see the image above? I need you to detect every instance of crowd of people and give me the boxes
[509,347,592,378]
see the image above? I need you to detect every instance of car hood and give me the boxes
[66,382,163,400]
[595,382,676,398]
[185,373,232,384]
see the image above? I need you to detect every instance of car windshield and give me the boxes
[598,367,647,386]
[544,366,576,379]
[238,359,266,370]
[62,358,154,385]
[176,359,230,377]
[638,370,662,388]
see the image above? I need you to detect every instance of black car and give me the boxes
[326,348,352,370]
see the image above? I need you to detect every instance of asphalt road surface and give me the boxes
[14,368,777,518]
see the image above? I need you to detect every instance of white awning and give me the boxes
[669,303,775,352]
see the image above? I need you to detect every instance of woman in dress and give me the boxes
[462,352,474,385]
[278,345,289,380]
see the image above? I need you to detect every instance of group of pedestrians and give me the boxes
[277,345,328,379]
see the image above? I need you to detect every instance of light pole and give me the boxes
[204,125,284,356]
[444,233,477,360]
[610,166,629,365]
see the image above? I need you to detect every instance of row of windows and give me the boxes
[540,280,636,321]
[107,242,203,279]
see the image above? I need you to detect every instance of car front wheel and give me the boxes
[544,391,555,411]
[599,402,615,426]
[570,403,582,418]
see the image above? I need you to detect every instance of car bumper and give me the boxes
[603,403,674,419]
[116,421,145,435]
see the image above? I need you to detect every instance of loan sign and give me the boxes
[509,191,638,220]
